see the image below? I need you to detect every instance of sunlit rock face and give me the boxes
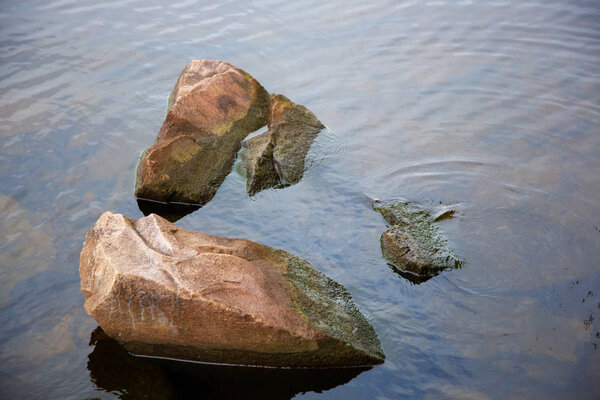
[135,59,270,205]
[240,94,325,196]
[79,212,384,368]
[374,201,463,282]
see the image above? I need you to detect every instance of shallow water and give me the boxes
[1,0,600,398]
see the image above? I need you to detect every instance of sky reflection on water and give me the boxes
[1,0,599,399]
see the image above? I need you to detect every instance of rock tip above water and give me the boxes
[374,200,463,280]
[80,211,384,368]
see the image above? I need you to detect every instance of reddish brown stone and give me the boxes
[135,60,270,204]
[80,212,384,367]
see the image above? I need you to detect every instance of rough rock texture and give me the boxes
[135,60,270,205]
[374,201,463,281]
[240,94,325,195]
[80,212,384,367]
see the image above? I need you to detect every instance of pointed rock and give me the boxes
[80,212,384,367]
[240,94,324,195]
[135,60,270,205]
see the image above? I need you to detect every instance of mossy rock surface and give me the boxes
[374,201,463,281]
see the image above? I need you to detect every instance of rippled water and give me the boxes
[1,0,600,398]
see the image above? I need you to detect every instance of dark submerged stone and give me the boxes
[374,200,463,283]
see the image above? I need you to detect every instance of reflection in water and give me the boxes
[387,257,465,285]
[87,328,370,400]
[387,263,436,285]
[137,199,200,222]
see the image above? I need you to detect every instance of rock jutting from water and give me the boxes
[79,212,384,368]
[374,201,463,282]
[239,94,325,195]
[134,59,270,205]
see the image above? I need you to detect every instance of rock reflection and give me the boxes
[87,327,370,400]
[387,264,437,285]
[136,199,200,222]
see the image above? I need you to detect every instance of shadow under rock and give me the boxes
[136,199,200,222]
[387,263,437,285]
[87,327,371,400]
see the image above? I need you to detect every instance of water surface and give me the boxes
[1,0,599,398]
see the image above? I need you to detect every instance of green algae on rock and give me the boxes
[135,59,270,205]
[374,201,463,282]
[239,94,325,196]
[80,212,384,368]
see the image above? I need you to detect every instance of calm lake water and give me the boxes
[1,0,599,398]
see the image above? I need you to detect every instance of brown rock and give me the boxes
[240,94,325,195]
[80,212,384,368]
[135,60,270,205]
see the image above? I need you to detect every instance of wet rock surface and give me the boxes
[135,59,270,205]
[374,201,463,282]
[240,94,325,195]
[80,212,384,368]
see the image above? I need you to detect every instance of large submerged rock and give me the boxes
[80,212,384,368]
[374,201,463,282]
[240,94,325,195]
[135,60,270,205]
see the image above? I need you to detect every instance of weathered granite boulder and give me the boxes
[240,94,325,195]
[80,212,384,368]
[374,201,463,282]
[135,60,270,205]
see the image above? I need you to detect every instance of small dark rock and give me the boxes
[374,201,463,282]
